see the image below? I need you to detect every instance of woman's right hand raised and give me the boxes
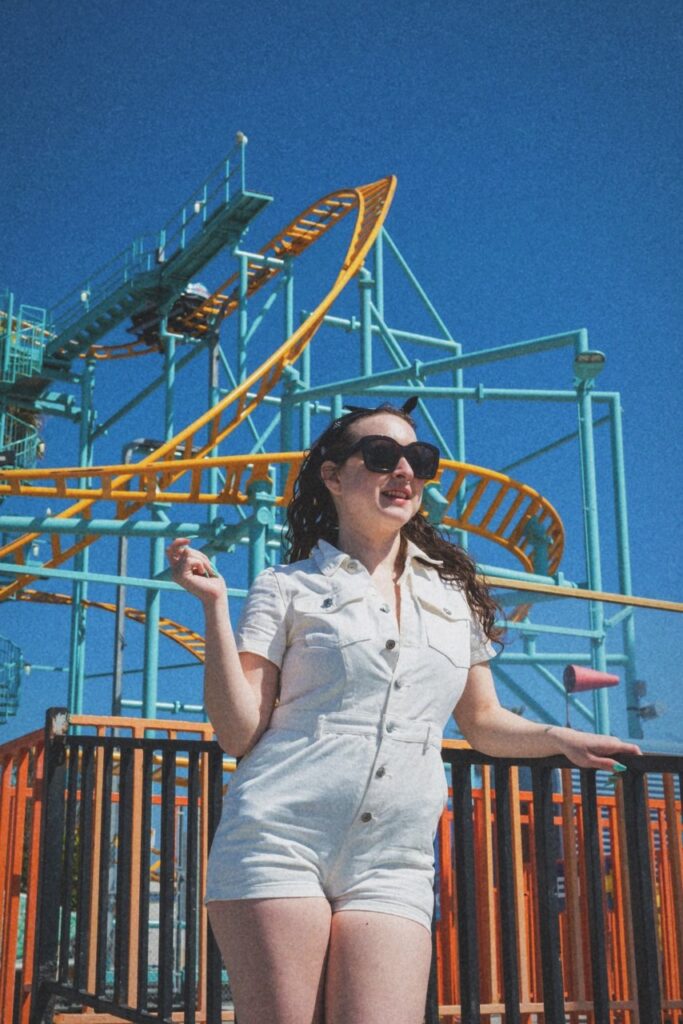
[166,537,227,604]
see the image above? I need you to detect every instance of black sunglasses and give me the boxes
[334,434,440,479]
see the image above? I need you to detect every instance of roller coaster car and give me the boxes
[127,283,210,351]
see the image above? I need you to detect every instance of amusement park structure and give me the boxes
[0,134,677,740]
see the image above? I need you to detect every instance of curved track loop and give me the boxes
[86,182,371,360]
[19,590,207,660]
[0,177,396,600]
[2,454,564,577]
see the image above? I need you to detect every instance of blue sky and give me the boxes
[1,0,681,745]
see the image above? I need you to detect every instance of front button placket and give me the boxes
[356,567,412,829]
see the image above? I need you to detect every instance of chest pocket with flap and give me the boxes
[291,588,373,648]
[414,582,471,669]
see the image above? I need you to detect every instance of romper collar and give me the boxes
[311,538,443,577]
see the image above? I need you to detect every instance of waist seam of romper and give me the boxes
[268,708,443,752]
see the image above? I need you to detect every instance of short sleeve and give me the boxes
[470,612,497,666]
[234,568,288,669]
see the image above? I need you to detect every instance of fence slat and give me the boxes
[157,747,176,1020]
[183,748,200,1024]
[75,743,95,994]
[206,744,225,1024]
[531,764,566,1021]
[621,768,663,1021]
[580,769,611,1023]
[29,709,69,1024]
[451,762,480,1024]
[114,744,134,1005]
[95,743,113,998]
[136,746,153,1011]
[493,762,521,1024]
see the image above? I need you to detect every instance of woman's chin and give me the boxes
[376,499,417,523]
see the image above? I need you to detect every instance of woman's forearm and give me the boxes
[461,706,642,769]
[462,706,565,758]
[202,595,260,756]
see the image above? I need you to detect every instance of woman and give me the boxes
[167,402,641,1024]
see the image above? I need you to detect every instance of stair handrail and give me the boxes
[47,136,248,341]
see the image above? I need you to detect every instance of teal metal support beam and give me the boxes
[284,256,294,341]
[574,330,609,733]
[238,251,249,383]
[607,394,641,738]
[280,366,300,454]
[0,515,242,540]
[291,375,582,407]
[1,291,13,382]
[207,328,221,536]
[88,661,204,679]
[373,230,385,319]
[302,343,312,448]
[476,562,569,585]
[359,268,373,377]
[381,229,454,338]
[247,479,275,581]
[142,505,169,720]
[233,248,285,271]
[282,262,295,465]
[237,131,247,192]
[504,620,603,640]
[368,301,409,370]
[367,384,583,402]
[6,391,81,421]
[162,318,176,441]
[499,652,629,666]
[68,356,95,715]
[0,561,249,593]
[121,698,206,715]
[498,416,610,475]
[314,313,459,350]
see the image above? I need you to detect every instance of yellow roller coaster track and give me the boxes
[0,176,396,598]
[19,589,207,660]
[0,453,564,578]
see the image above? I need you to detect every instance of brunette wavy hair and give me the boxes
[284,403,504,646]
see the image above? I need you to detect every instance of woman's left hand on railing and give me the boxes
[546,725,643,771]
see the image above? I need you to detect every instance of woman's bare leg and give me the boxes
[207,897,332,1024]
[324,909,433,1024]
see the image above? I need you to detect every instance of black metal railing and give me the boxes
[30,710,225,1024]
[29,709,683,1024]
[433,745,683,1024]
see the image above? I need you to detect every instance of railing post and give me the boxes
[494,762,522,1024]
[621,768,663,1021]
[236,131,247,193]
[29,708,69,1024]
[206,743,225,1023]
[531,764,566,1021]
[580,770,611,1023]
[451,759,480,1023]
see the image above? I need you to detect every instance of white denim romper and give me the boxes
[205,538,495,932]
